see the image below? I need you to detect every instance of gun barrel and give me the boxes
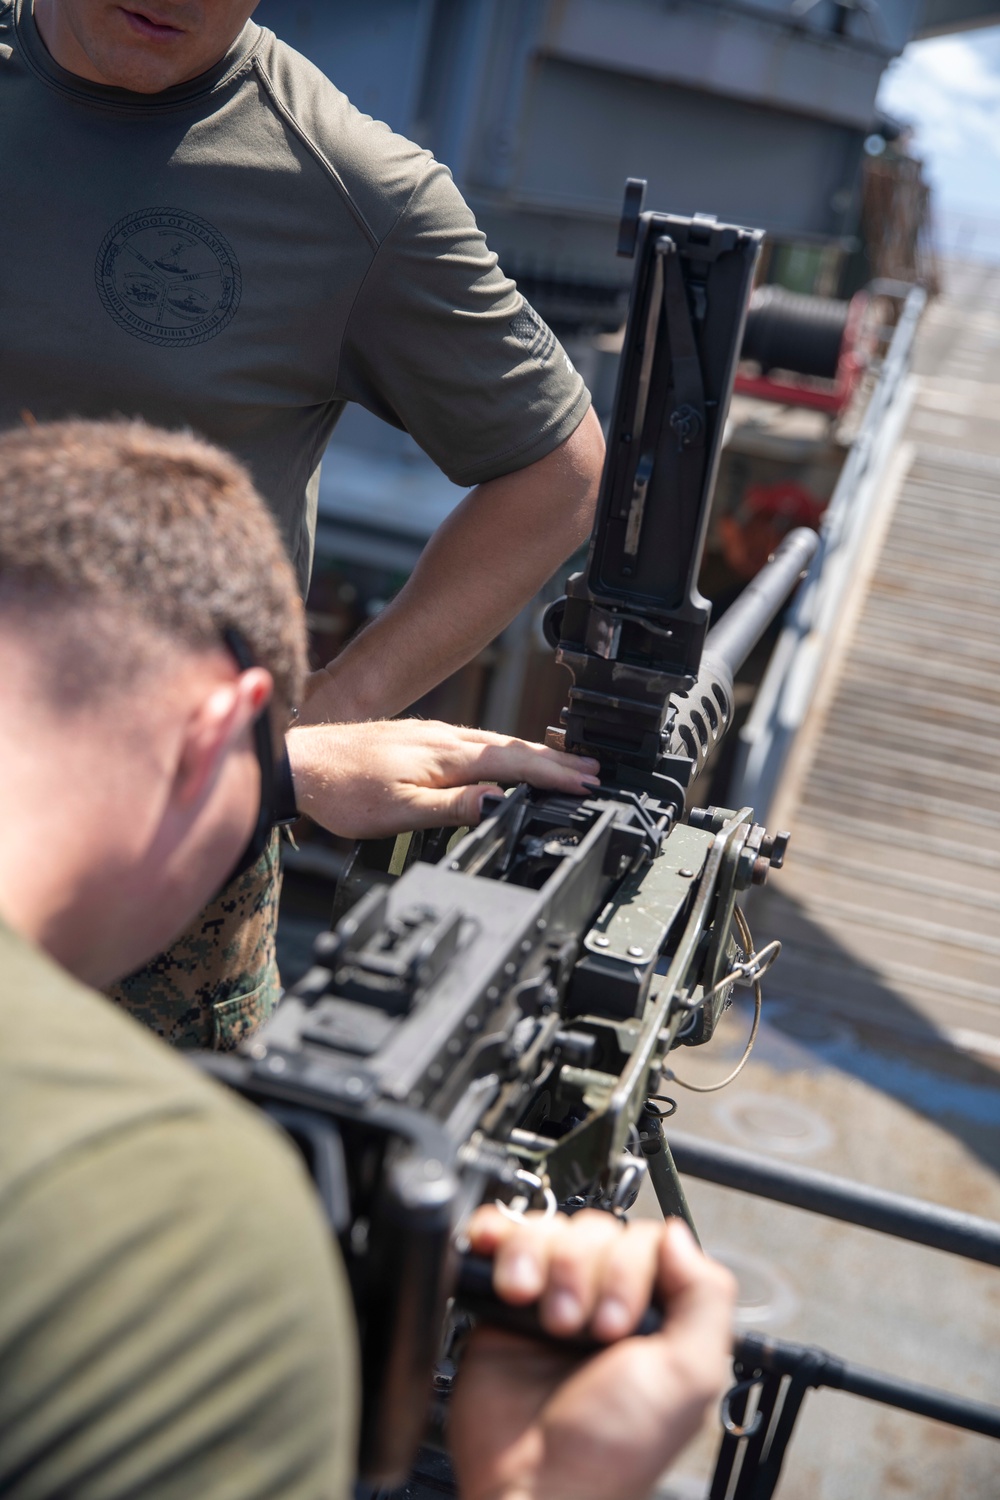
[703,526,818,679]
[667,527,818,794]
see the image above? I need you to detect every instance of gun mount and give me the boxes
[199,185,822,1488]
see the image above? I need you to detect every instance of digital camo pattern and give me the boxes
[106,832,282,1051]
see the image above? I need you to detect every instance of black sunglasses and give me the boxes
[222,629,300,884]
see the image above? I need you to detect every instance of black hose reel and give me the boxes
[741,286,854,381]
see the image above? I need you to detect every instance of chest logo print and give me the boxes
[95,208,241,347]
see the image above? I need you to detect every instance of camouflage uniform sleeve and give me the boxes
[106,830,283,1050]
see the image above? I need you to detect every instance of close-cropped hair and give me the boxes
[0,419,306,709]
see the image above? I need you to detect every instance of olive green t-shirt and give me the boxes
[0,0,589,592]
[0,919,358,1499]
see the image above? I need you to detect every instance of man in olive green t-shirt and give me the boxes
[0,417,735,1500]
[0,0,606,1043]
[3,0,603,642]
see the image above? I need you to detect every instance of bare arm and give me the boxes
[299,408,605,725]
[285,719,600,839]
[450,1209,736,1500]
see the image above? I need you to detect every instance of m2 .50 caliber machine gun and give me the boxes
[203,182,820,1489]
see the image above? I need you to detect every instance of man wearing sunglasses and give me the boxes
[0,0,606,1050]
[0,417,735,1500]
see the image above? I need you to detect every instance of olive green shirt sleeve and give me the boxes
[0,1109,357,1500]
[0,925,358,1500]
[336,159,592,488]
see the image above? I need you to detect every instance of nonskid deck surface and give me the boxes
[757,261,1000,1058]
[650,259,1000,1500]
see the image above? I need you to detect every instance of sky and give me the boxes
[876,24,1000,258]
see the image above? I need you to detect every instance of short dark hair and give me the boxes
[0,419,306,708]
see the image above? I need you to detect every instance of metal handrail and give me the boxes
[730,285,927,820]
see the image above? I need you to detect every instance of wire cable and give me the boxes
[664,906,775,1094]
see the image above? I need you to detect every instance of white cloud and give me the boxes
[880,34,1000,158]
[876,27,1000,251]
[916,34,999,98]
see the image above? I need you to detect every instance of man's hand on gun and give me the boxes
[286,719,601,839]
[450,1209,737,1500]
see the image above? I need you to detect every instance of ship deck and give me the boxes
[649,260,1000,1499]
[274,261,1000,1500]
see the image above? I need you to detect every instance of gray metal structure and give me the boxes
[246,0,938,576]
[249,0,976,561]
[918,0,1000,32]
[255,0,935,324]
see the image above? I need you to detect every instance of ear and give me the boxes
[173,667,274,810]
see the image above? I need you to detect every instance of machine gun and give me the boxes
[201,183,818,1487]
